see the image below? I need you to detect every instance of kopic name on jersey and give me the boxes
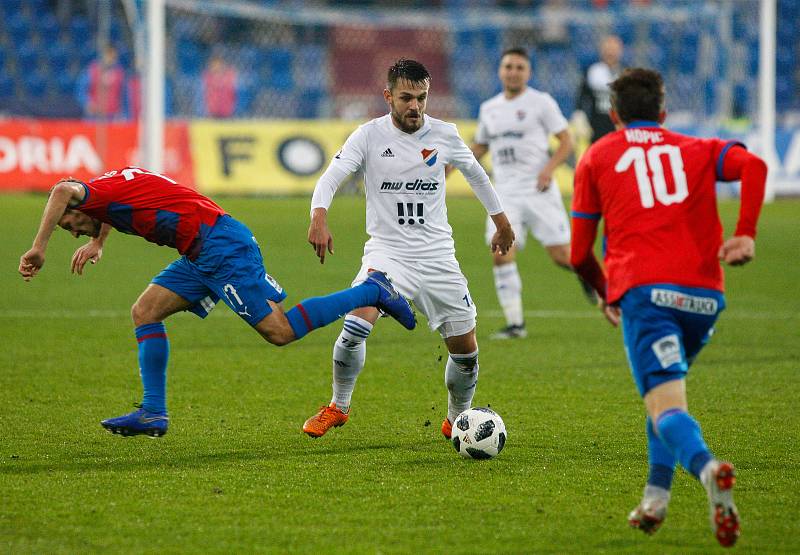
[380,179,440,194]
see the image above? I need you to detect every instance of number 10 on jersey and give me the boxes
[615,145,688,208]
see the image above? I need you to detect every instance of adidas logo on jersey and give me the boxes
[381,148,395,158]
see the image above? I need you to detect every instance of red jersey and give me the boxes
[76,167,225,255]
[572,123,744,304]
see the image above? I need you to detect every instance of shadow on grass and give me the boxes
[0,440,403,476]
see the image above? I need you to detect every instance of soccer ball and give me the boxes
[451,407,506,459]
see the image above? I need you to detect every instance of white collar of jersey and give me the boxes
[385,113,431,139]
[502,86,532,103]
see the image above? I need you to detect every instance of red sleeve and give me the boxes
[571,149,601,217]
[571,218,607,300]
[720,145,767,238]
[570,151,607,300]
[76,178,114,212]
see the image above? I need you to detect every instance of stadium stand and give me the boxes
[0,0,797,120]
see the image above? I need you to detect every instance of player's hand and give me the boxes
[536,169,553,191]
[19,248,45,281]
[600,299,621,327]
[718,235,755,266]
[491,224,515,256]
[308,216,334,264]
[71,242,103,275]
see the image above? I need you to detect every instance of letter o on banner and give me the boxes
[277,137,325,176]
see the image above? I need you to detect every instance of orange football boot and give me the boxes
[303,403,349,438]
[441,418,452,439]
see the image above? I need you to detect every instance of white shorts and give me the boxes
[485,185,571,249]
[352,251,477,337]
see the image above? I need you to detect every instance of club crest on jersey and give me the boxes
[421,148,438,167]
[516,110,526,121]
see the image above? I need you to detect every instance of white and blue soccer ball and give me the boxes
[451,407,506,459]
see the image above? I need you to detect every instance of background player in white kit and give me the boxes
[302,59,515,439]
[470,47,596,340]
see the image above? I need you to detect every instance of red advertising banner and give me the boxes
[0,120,194,191]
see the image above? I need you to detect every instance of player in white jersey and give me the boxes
[302,59,515,440]
[470,47,596,340]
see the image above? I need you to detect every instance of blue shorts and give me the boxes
[152,215,288,327]
[620,284,725,397]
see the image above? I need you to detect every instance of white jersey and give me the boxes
[475,87,568,195]
[312,114,503,259]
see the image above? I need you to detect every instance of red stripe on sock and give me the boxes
[137,333,168,343]
[296,303,314,332]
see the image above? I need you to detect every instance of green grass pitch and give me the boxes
[1,194,798,553]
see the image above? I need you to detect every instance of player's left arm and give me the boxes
[19,179,86,281]
[448,125,514,254]
[717,145,768,266]
[71,223,112,275]
[537,128,573,191]
[462,160,514,254]
[570,152,612,325]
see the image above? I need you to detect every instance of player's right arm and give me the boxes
[308,126,367,263]
[19,179,86,281]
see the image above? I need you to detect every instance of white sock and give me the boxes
[493,262,523,327]
[330,315,372,411]
[445,350,479,423]
[643,484,671,502]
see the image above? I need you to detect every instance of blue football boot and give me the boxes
[101,405,169,437]
[364,271,416,330]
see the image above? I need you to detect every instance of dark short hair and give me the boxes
[609,68,665,123]
[387,58,431,90]
[500,47,529,61]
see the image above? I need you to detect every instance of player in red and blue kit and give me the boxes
[570,69,766,548]
[18,167,415,438]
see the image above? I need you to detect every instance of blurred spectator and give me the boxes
[574,35,624,142]
[82,45,125,119]
[127,72,141,121]
[202,55,238,118]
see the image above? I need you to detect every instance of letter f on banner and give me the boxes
[219,136,256,176]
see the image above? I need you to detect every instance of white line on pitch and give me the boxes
[0,308,796,320]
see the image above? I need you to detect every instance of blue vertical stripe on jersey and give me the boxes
[107,202,135,234]
[154,210,180,247]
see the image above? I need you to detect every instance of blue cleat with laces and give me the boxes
[101,405,169,438]
[364,271,416,330]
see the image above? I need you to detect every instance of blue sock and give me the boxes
[286,282,379,339]
[656,408,713,480]
[135,323,169,415]
[646,416,676,490]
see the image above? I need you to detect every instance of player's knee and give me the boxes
[131,301,158,326]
